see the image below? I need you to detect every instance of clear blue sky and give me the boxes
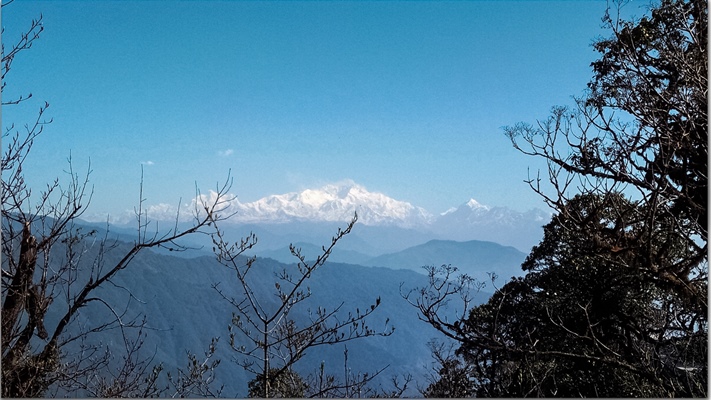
[2,1,645,217]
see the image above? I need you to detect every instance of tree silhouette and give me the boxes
[2,7,231,397]
[408,0,707,396]
[210,213,396,397]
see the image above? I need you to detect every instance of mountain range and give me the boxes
[90,180,551,253]
[256,239,526,283]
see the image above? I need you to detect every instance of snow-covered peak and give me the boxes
[466,198,490,210]
[298,180,367,206]
[440,206,458,216]
[227,181,433,228]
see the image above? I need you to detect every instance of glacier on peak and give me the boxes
[440,206,458,216]
[440,198,491,216]
[219,181,434,228]
[466,198,490,210]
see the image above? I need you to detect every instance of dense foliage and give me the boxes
[458,192,706,396]
[414,0,707,396]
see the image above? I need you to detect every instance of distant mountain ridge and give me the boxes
[365,239,526,282]
[256,239,527,283]
[432,199,549,252]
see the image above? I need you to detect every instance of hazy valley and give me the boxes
[52,183,542,396]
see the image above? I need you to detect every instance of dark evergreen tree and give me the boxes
[407,0,707,397]
[456,193,706,397]
[421,341,475,398]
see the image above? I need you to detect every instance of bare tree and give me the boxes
[210,213,396,398]
[401,264,486,344]
[304,345,412,398]
[2,7,233,397]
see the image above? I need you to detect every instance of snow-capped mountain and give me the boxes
[439,198,490,218]
[433,198,550,252]
[88,180,550,252]
[438,197,548,225]
[227,180,434,228]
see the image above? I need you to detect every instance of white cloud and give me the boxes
[218,149,234,157]
[140,160,155,166]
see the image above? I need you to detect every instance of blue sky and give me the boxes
[2,1,644,217]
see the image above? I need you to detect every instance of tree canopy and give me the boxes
[411,0,707,396]
[457,192,706,397]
